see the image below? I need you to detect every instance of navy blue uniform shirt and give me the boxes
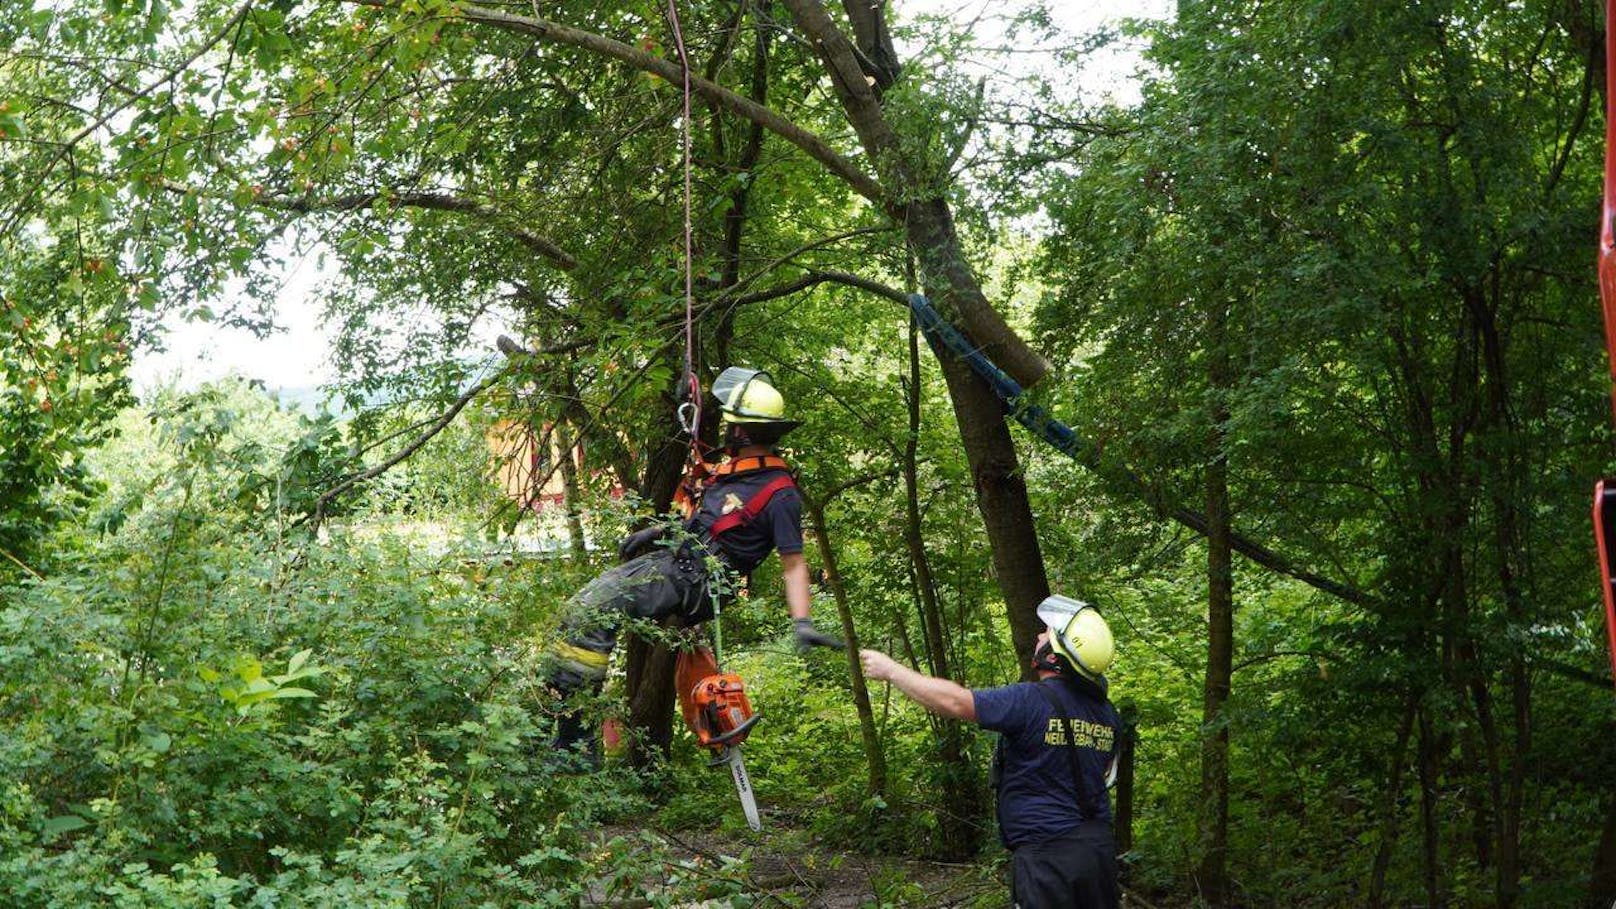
[685,468,803,574]
[974,677,1118,849]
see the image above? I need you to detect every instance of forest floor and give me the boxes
[596,822,1166,908]
[593,822,998,908]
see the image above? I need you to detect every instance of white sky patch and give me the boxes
[132,0,1171,396]
[131,236,334,396]
[901,0,1173,107]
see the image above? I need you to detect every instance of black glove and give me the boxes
[617,526,665,562]
[793,617,844,652]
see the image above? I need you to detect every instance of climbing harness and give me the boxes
[705,460,797,540]
[1593,0,1616,687]
[672,452,794,832]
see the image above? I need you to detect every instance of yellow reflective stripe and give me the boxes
[553,642,609,669]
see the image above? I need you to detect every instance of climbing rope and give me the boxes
[667,0,703,455]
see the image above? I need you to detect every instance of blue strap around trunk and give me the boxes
[907,294,1084,460]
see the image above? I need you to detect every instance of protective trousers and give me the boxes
[543,547,715,757]
[1009,822,1119,909]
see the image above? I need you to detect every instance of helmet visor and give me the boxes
[712,367,780,420]
[1036,594,1090,631]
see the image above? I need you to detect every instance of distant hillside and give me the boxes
[271,385,339,415]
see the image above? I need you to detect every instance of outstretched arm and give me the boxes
[780,551,813,620]
[782,551,844,650]
[860,649,977,722]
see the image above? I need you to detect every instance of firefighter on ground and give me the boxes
[859,595,1120,909]
[542,367,843,765]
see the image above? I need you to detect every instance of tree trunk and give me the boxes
[901,315,982,857]
[1475,286,1529,908]
[802,492,886,801]
[927,346,1052,665]
[622,382,689,770]
[1196,303,1235,908]
[1115,703,1138,857]
[777,0,1052,659]
[623,631,678,770]
[1417,705,1446,909]
[553,419,588,560]
[1369,694,1419,909]
[1590,792,1616,909]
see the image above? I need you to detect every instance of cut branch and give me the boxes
[310,366,505,528]
[167,182,578,270]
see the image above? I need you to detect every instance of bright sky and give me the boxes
[132,240,334,394]
[130,0,1172,397]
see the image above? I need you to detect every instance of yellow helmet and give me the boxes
[711,367,801,437]
[1036,594,1114,680]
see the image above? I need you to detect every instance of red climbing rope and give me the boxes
[668,0,700,434]
[666,0,713,518]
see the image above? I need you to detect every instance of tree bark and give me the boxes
[1474,284,1529,908]
[622,381,688,769]
[801,490,886,801]
[1368,695,1419,909]
[553,419,588,560]
[927,342,1051,669]
[839,0,901,88]
[1196,302,1235,908]
[901,316,983,856]
[776,0,1050,388]
[1417,705,1446,909]
[1590,792,1616,909]
[1114,703,1138,857]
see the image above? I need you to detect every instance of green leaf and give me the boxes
[42,814,91,839]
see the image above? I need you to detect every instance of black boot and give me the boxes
[543,667,604,772]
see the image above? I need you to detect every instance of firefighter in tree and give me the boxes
[542,367,843,765]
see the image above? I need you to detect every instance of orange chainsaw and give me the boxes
[676,646,761,830]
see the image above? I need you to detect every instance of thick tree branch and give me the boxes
[264,188,577,269]
[778,0,1052,387]
[347,0,888,203]
[163,180,579,270]
[839,0,902,90]
[804,465,900,506]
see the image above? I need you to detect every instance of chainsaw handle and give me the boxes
[704,714,762,766]
[706,711,760,747]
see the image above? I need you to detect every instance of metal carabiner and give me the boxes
[677,399,699,437]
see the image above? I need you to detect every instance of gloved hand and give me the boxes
[793,617,844,652]
[617,526,665,562]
